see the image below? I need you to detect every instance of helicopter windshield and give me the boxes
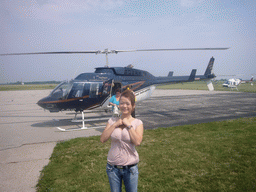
[51,81,111,100]
[69,83,86,98]
[50,81,73,99]
[68,82,104,99]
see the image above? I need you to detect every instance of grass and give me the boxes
[157,81,256,93]
[0,84,58,91]
[37,117,256,192]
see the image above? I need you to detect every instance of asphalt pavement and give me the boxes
[139,90,256,129]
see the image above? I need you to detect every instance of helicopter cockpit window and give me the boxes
[50,81,72,99]
[89,83,102,98]
[67,82,104,99]
[69,83,85,98]
[95,68,114,74]
[83,83,90,95]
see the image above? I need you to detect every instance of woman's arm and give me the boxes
[122,118,144,146]
[100,119,122,143]
[128,124,144,146]
[109,96,116,106]
[109,102,117,107]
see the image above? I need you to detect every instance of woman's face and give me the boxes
[119,96,134,115]
[116,91,121,97]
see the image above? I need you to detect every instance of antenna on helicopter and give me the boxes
[127,64,134,68]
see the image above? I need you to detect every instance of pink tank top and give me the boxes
[107,117,143,166]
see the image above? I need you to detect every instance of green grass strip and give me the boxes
[157,81,256,93]
[37,117,256,192]
[0,84,58,91]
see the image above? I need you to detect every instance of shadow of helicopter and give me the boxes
[31,112,112,132]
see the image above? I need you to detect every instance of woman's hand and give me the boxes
[122,117,144,146]
[100,118,124,143]
[122,118,131,127]
[115,119,123,127]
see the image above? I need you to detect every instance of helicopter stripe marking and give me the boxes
[38,95,90,104]
[38,91,104,104]
[123,81,145,88]
[123,81,146,92]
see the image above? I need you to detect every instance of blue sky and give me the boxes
[0,0,255,83]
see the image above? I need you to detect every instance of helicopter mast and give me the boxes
[105,49,109,67]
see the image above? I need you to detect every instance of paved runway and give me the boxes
[0,89,255,191]
[139,90,256,129]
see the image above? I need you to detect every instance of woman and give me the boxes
[100,90,144,192]
[109,88,121,112]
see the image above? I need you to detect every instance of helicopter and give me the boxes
[222,76,254,91]
[222,78,241,88]
[1,48,229,113]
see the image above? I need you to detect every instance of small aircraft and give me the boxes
[223,76,254,90]
[241,76,254,85]
[222,78,241,88]
[1,48,228,114]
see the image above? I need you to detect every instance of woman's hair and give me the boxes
[120,90,135,107]
[115,88,121,93]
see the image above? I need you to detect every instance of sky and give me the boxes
[0,0,255,84]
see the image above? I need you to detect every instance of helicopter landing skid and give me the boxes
[56,125,106,132]
[56,112,111,131]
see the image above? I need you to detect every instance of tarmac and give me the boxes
[0,89,256,191]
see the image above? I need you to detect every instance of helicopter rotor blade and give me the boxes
[114,47,229,53]
[0,51,101,56]
[0,47,229,56]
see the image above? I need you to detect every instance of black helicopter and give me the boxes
[1,48,228,113]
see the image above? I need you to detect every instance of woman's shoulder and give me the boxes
[110,95,115,99]
[133,118,143,126]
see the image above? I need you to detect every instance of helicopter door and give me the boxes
[102,79,113,96]
[100,79,114,108]
[112,82,122,96]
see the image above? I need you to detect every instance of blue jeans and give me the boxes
[106,163,139,192]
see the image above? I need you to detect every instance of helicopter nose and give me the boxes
[37,96,59,112]
[37,100,60,112]
[37,97,48,109]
